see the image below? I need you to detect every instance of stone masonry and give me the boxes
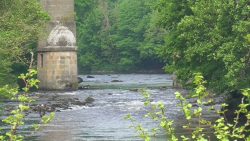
[38,0,78,90]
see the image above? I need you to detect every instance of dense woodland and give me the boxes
[0,0,250,140]
[0,0,249,94]
[75,0,165,73]
[75,0,249,94]
[0,0,49,85]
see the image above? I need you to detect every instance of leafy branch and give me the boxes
[0,69,54,141]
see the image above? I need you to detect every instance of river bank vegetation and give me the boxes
[75,0,249,94]
[0,70,54,141]
[0,1,53,140]
[0,0,248,95]
[0,0,49,86]
[75,0,165,73]
[127,74,250,141]
[76,0,250,140]
[0,0,249,140]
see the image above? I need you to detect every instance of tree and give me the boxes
[76,0,164,73]
[155,0,250,93]
[76,0,103,73]
[0,0,49,85]
[112,0,154,71]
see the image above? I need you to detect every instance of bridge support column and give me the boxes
[38,0,78,90]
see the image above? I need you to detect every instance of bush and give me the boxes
[0,69,54,141]
[126,73,250,141]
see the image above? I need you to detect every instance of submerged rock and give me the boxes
[78,85,90,90]
[111,80,123,82]
[85,96,95,104]
[129,88,139,92]
[87,75,95,78]
[32,104,55,117]
[30,95,96,117]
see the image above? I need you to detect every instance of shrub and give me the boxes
[0,69,54,141]
[126,73,250,141]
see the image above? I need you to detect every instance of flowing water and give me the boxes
[1,74,219,141]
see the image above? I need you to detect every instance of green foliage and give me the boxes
[0,69,54,141]
[175,73,212,140]
[126,89,178,141]
[213,88,250,140]
[75,0,103,73]
[125,114,151,141]
[0,0,49,85]
[155,0,250,93]
[126,73,250,141]
[0,86,18,100]
[76,0,164,73]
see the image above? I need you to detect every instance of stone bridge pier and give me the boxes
[37,0,78,90]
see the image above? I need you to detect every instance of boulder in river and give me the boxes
[129,88,139,92]
[111,80,123,82]
[85,96,95,104]
[87,75,95,78]
[78,77,83,83]
[72,100,86,106]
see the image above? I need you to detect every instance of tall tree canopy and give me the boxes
[0,0,49,85]
[155,0,250,92]
[75,0,249,93]
[1,0,248,94]
[75,0,164,73]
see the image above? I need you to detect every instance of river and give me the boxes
[1,74,220,141]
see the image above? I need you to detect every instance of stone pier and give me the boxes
[38,0,78,90]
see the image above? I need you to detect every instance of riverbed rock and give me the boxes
[78,77,83,83]
[85,96,95,104]
[71,100,86,106]
[87,75,95,78]
[78,85,90,89]
[111,80,123,82]
[33,104,48,117]
[26,92,96,118]
[129,88,139,92]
